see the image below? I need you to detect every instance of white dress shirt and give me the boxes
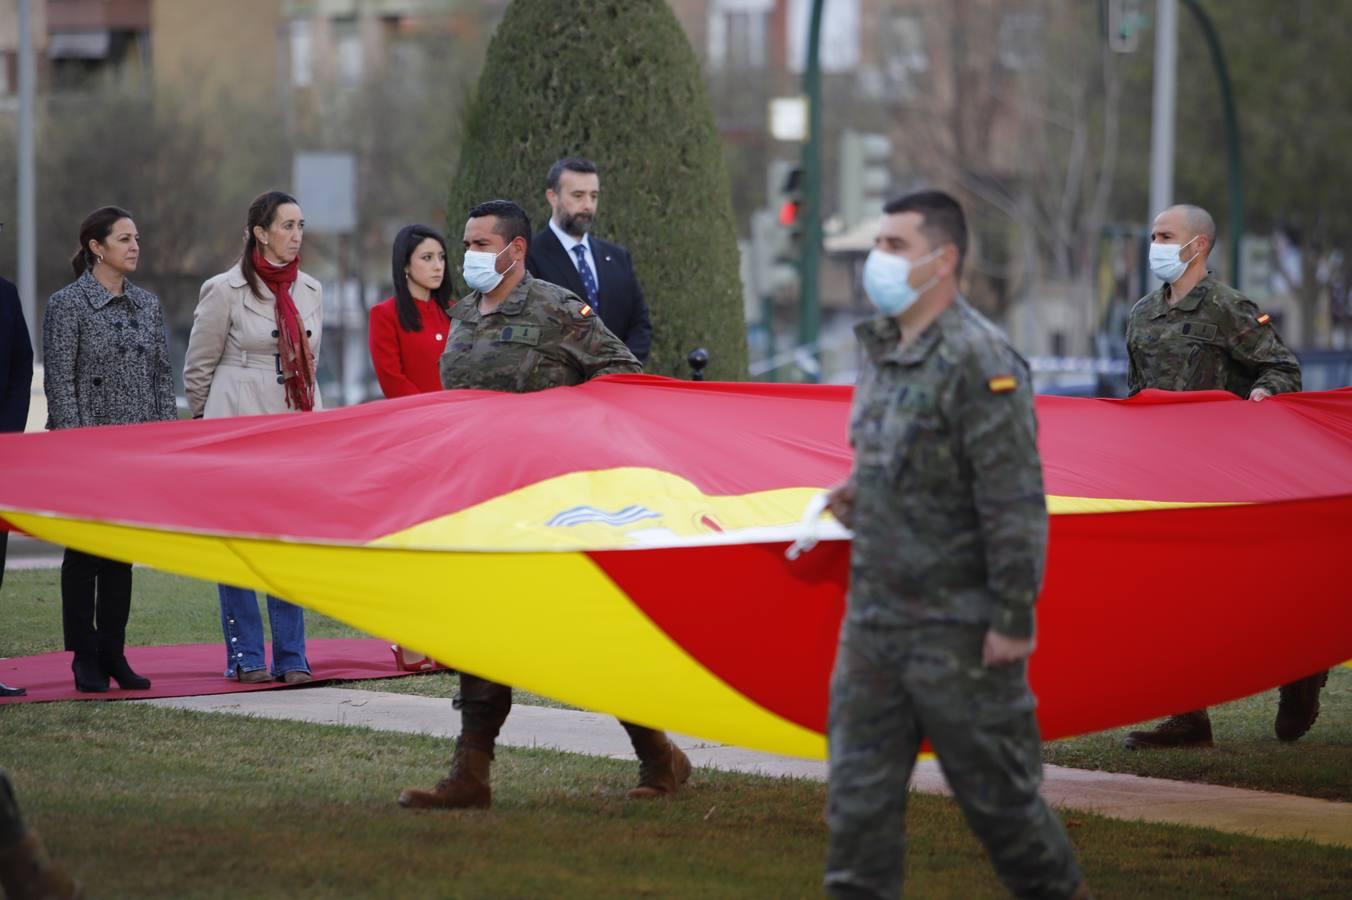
[548,217,601,292]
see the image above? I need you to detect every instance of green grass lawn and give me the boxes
[4,568,1349,799]
[1043,667,1352,802]
[0,568,366,656]
[3,702,1350,899]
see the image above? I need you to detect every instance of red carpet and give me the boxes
[0,639,418,704]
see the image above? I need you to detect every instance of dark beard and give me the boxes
[560,212,593,237]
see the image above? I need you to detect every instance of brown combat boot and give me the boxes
[626,731,692,800]
[1123,710,1214,750]
[0,832,82,900]
[1275,670,1329,742]
[398,739,493,810]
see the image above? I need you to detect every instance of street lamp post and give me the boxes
[1181,0,1245,287]
[18,0,38,357]
[1148,0,1246,286]
[797,0,826,382]
[1147,0,1178,231]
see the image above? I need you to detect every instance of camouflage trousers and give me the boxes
[825,621,1083,899]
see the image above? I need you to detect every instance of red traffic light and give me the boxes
[778,199,800,227]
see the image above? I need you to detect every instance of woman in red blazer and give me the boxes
[369,224,454,398]
[368,224,455,672]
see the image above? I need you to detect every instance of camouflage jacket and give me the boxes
[847,299,1046,639]
[1126,273,1301,397]
[439,273,641,393]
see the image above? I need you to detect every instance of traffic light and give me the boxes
[838,129,891,229]
[746,160,803,299]
[776,164,806,261]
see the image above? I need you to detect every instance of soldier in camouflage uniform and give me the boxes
[0,769,80,898]
[398,200,691,811]
[824,191,1088,900]
[1123,204,1325,750]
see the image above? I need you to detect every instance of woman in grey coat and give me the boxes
[43,206,177,693]
[183,190,321,685]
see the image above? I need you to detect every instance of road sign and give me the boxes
[293,152,357,234]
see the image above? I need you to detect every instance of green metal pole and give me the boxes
[762,292,777,382]
[798,0,826,382]
[1181,0,1244,286]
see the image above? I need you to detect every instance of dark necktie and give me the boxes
[572,243,600,309]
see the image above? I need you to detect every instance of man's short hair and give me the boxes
[547,157,599,191]
[1173,204,1217,256]
[468,199,532,250]
[883,189,969,274]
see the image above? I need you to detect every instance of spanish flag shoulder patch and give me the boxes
[988,375,1018,394]
[579,304,593,317]
[1257,313,1271,325]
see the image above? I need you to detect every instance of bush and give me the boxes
[446,0,748,379]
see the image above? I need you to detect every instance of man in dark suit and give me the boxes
[0,274,34,697]
[526,157,653,363]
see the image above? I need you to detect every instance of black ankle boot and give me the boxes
[72,656,109,693]
[101,655,151,690]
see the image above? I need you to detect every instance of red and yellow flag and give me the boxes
[2,376,1350,758]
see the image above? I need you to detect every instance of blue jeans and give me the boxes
[218,584,309,678]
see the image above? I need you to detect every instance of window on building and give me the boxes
[997,9,1043,71]
[47,29,149,91]
[707,0,772,71]
[334,17,364,86]
[787,0,860,74]
[290,19,313,88]
[882,13,927,95]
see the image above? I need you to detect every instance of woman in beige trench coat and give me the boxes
[183,190,322,684]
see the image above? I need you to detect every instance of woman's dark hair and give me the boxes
[239,190,299,300]
[71,206,134,276]
[391,224,455,331]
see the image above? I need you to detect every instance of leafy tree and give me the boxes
[446,0,748,379]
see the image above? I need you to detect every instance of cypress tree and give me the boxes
[446,0,748,379]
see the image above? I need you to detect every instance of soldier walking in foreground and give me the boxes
[1123,203,1322,750]
[0,769,80,899]
[824,190,1089,899]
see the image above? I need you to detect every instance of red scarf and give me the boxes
[251,247,316,412]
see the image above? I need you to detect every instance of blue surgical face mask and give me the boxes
[862,247,942,317]
[462,244,516,294]
[1148,235,1201,284]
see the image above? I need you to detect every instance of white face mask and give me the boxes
[861,248,942,317]
[462,244,516,294]
[1148,235,1201,284]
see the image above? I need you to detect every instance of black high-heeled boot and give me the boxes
[71,655,108,693]
[100,655,151,691]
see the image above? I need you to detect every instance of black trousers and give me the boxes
[61,548,133,662]
[455,672,662,755]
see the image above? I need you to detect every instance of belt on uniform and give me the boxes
[219,351,281,373]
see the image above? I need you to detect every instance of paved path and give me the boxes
[4,534,63,569]
[143,687,1352,850]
